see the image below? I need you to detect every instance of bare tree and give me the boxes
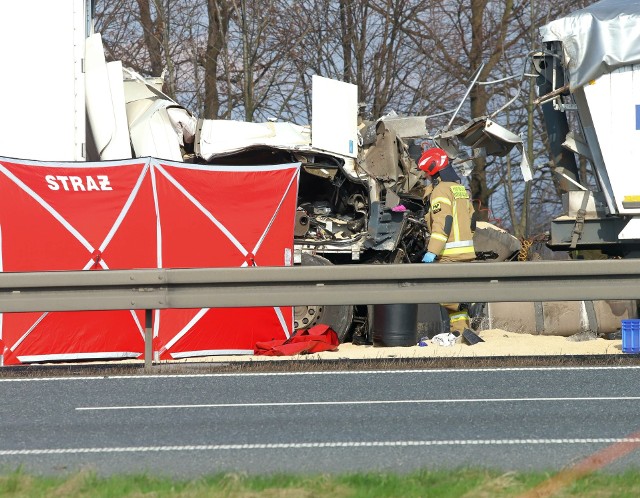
[202,0,231,118]
[137,0,165,76]
[97,0,203,102]
[96,0,150,74]
[94,0,600,237]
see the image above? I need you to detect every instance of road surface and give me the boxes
[1,366,639,476]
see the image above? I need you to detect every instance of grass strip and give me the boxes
[1,467,640,497]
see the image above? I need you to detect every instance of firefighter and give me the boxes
[419,147,476,335]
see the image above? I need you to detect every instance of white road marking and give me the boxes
[75,396,640,411]
[3,365,640,382]
[1,438,639,456]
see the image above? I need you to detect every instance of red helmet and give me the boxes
[418,147,449,176]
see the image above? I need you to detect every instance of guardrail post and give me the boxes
[144,309,153,369]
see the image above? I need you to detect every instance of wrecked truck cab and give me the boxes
[188,118,432,340]
[121,75,432,340]
[120,70,520,341]
[290,119,427,264]
[189,115,428,263]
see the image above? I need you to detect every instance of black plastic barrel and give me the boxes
[372,303,418,347]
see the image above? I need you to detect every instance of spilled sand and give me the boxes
[187,329,628,363]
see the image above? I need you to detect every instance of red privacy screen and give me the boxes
[0,157,299,364]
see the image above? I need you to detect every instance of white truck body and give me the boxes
[538,0,640,249]
[578,65,640,217]
[0,0,88,161]
[541,3,640,219]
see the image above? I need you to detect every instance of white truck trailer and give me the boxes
[533,0,640,257]
[0,1,90,161]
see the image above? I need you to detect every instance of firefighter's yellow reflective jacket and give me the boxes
[423,180,476,261]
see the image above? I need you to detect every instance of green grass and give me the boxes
[2,467,640,498]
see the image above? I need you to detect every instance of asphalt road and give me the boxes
[1,366,640,477]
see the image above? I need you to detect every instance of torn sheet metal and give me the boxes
[362,121,421,192]
[437,117,532,182]
[379,115,428,138]
[363,121,401,179]
[85,33,132,161]
[540,0,640,90]
[166,108,196,147]
[197,120,312,161]
[438,117,520,156]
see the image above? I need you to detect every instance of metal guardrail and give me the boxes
[1,260,638,367]
[0,260,638,312]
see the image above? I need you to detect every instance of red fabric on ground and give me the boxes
[254,324,339,356]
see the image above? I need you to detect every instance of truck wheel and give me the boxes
[294,253,354,342]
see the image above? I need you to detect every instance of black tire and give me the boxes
[294,253,355,342]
